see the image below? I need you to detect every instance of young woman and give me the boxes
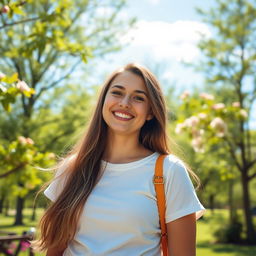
[36,63,205,256]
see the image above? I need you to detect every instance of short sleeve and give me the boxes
[44,156,73,201]
[163,155,206,223]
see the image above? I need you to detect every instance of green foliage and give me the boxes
[191,0,256,243]
[0,136,55,198]
[0,72,34,111]
[197,209,256,255]
[176,91,247,155]
[0,0,135,225]
[30,83,94,154]
[196,0,256,109]
[214,215,243,244]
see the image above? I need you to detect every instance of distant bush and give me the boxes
[214,216,243,244]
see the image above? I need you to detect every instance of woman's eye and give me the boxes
[134,96,145,102]
[111,91,122,96]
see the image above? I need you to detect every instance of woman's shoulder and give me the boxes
[163,154,186,168]
[162,154,188,177]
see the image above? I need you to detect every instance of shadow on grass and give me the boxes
[0,224,34,228]
[198,241,256,256]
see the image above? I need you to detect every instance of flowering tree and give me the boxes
[0,71,34,111]
[0,71,55,224]
[175,0,256,244]
[176,88,255,243]
[0,136,55,224]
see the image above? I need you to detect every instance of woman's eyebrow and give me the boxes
[111,85,148,96]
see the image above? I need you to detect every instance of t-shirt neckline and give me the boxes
[101,152,158,171]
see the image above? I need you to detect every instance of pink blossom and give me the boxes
[232,102,240,108]
[212,103,225,110]
[16,81,30,92]
[192,129,205,138]
[26,138,34,145]
[0,72,6,79]
[18,136,34,145]
[198,113,207,119]
[1,5,10,14]
[191,137,204,153]
[200,92,215,100]
[175,123,185,134]
[0,83,7,92]
[210,117,227,137]
[184,116,200,127]
[180,90,190,100]
[239,109,248,119]
[18,136,27,145]
[21,241,30,251]
[6,249,14,254]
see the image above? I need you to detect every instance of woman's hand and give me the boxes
[167,213,196,256]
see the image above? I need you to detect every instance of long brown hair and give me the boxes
[35,63,199,251]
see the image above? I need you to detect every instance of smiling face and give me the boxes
[102,71,153,137]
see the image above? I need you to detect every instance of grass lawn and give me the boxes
[196,209,256,256]
[0,208,256,255]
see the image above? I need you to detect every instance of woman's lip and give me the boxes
[112,110,134,118]
[112,111,134,120]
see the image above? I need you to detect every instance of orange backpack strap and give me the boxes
[153,154,168,256]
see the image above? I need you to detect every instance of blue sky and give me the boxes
[92,0,216,93]
[126,0,215,22]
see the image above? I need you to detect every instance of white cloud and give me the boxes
[147,0,161,5]
[95,6,115,16]
[121,20,211,63]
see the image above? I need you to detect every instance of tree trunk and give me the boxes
[14,196,24,225]
[241,171,256,244]
[209,194,215,213]
[31,201,37,221]
[4,200,9,216]
[228,178,235,224]
[0,194,4,213]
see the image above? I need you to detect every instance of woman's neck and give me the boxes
[103,132,153,163]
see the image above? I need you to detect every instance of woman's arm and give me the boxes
[166,213,196,256]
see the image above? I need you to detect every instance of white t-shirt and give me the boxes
[44,152,206,256]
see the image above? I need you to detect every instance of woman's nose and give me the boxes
[118,96,131,108]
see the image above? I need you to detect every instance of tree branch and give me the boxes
[34,59,81,101]
[223,136,242,172]
[42,128,75,152]
[0,163,26,179]
[0,17,40,30]
[247,157,256,171]
[248,172,256,181]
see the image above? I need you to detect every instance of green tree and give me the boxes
[193,0,256,243]
[29,83,94,154]
[176,88,255,243]
[0,70,52,225]
[0,0,134,122]
[0,72,34,111]
[169,93,236,217]
[0,0,135,224]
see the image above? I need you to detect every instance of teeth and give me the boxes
[114,112,132,119]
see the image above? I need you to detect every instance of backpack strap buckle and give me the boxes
[153,175,164,184]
